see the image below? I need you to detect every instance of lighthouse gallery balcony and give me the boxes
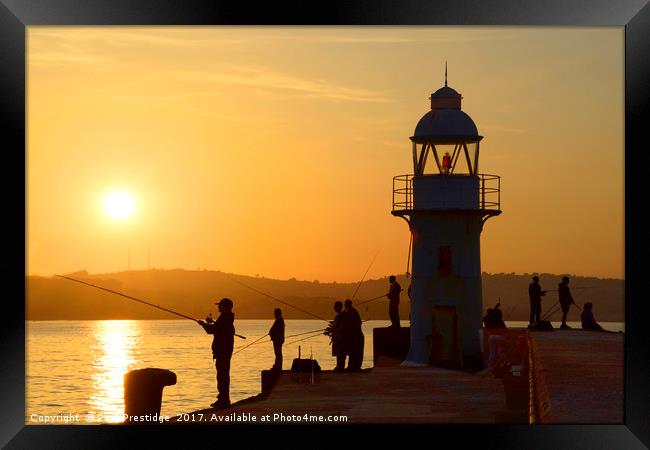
[392,173,501,216]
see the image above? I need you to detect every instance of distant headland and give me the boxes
[26,269,623,322]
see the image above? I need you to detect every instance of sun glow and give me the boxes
[103,191,136,221]
[89,320,140,422]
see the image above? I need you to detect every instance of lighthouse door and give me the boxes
[431,305,459,365]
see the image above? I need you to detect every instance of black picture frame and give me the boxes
[2,0,648,447]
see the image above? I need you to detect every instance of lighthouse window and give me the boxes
[438,246,452,275]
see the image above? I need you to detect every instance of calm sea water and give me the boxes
[26,319,624,424]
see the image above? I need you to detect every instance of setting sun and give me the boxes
[102,191,136,221]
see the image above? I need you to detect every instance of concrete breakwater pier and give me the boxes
[167,328,622,424]
[529,329,623,424]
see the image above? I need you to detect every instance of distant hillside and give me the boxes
[26,270,624,322]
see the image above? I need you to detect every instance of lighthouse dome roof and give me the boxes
[431,86,460,97]
[412,109,479,141]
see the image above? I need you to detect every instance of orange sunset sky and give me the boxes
[26,27,624,282]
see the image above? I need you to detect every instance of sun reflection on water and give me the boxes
[88,320,141,423]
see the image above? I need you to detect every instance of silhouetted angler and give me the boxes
[482,303,506,329]
[581,302,603,331]
[269,308,285,370]
[324,301,345,372]
[386,275,402,328]
[342,299,364,371]
[198,298,235,408]
[528,276,546,327]
[558,277,575,329]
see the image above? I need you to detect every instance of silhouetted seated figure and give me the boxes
[483,303,507,370]
[581,302,604,331]
[482,303,506,329]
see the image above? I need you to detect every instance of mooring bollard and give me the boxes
[124,368,177,423]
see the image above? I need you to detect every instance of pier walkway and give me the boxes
[187,366,507,424]
[179,329,623,424]
[529,329,623,424]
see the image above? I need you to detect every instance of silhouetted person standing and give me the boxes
[386,275,402,328]
[342,299,364,372]
[198,298,235,408]
[558,276,575,329]
[581,302,604,331]
[528,276,546,327]
[269,308,285,370]
[324,301,345,372]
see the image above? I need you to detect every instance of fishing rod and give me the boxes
[355,294,385,307]
[226,275,331,323]
[283,329,329,347]
[542,299,584,321]
[233,333,269,355]
[286,328,327,339]
[350,252,379,301]
[405,232,412,278]
[503,305,516,321]
[541,302,562,321]
[56,274,247,339]
[544,286,594,293]
[235,327,331,356]
[541,287,589,320]
[284,318,372,347]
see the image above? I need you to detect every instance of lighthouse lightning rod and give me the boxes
[55,274,247,339]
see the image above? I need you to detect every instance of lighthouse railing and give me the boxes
[392,173,500,212]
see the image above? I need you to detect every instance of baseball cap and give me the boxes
[215,298,233,308]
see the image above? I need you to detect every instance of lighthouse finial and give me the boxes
[445,61,448,87]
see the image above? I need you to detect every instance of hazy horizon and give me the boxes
[26,266,625,282]
[27,269,624,322]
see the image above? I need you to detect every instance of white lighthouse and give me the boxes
[392,71,501,368]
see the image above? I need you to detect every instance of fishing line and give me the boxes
[284,319,372,347]
[351,252,379,301]
[541,286,589,320]
[355,294,385,307]
[226,275,331,323]
[56,274,247,339]
[285,328,328,339]
[406,232,412,278]
[544,286,594,293]
[233,333,269,355]
[283,329,328,347]
[235,327,331,355]
[541,302,561,321]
